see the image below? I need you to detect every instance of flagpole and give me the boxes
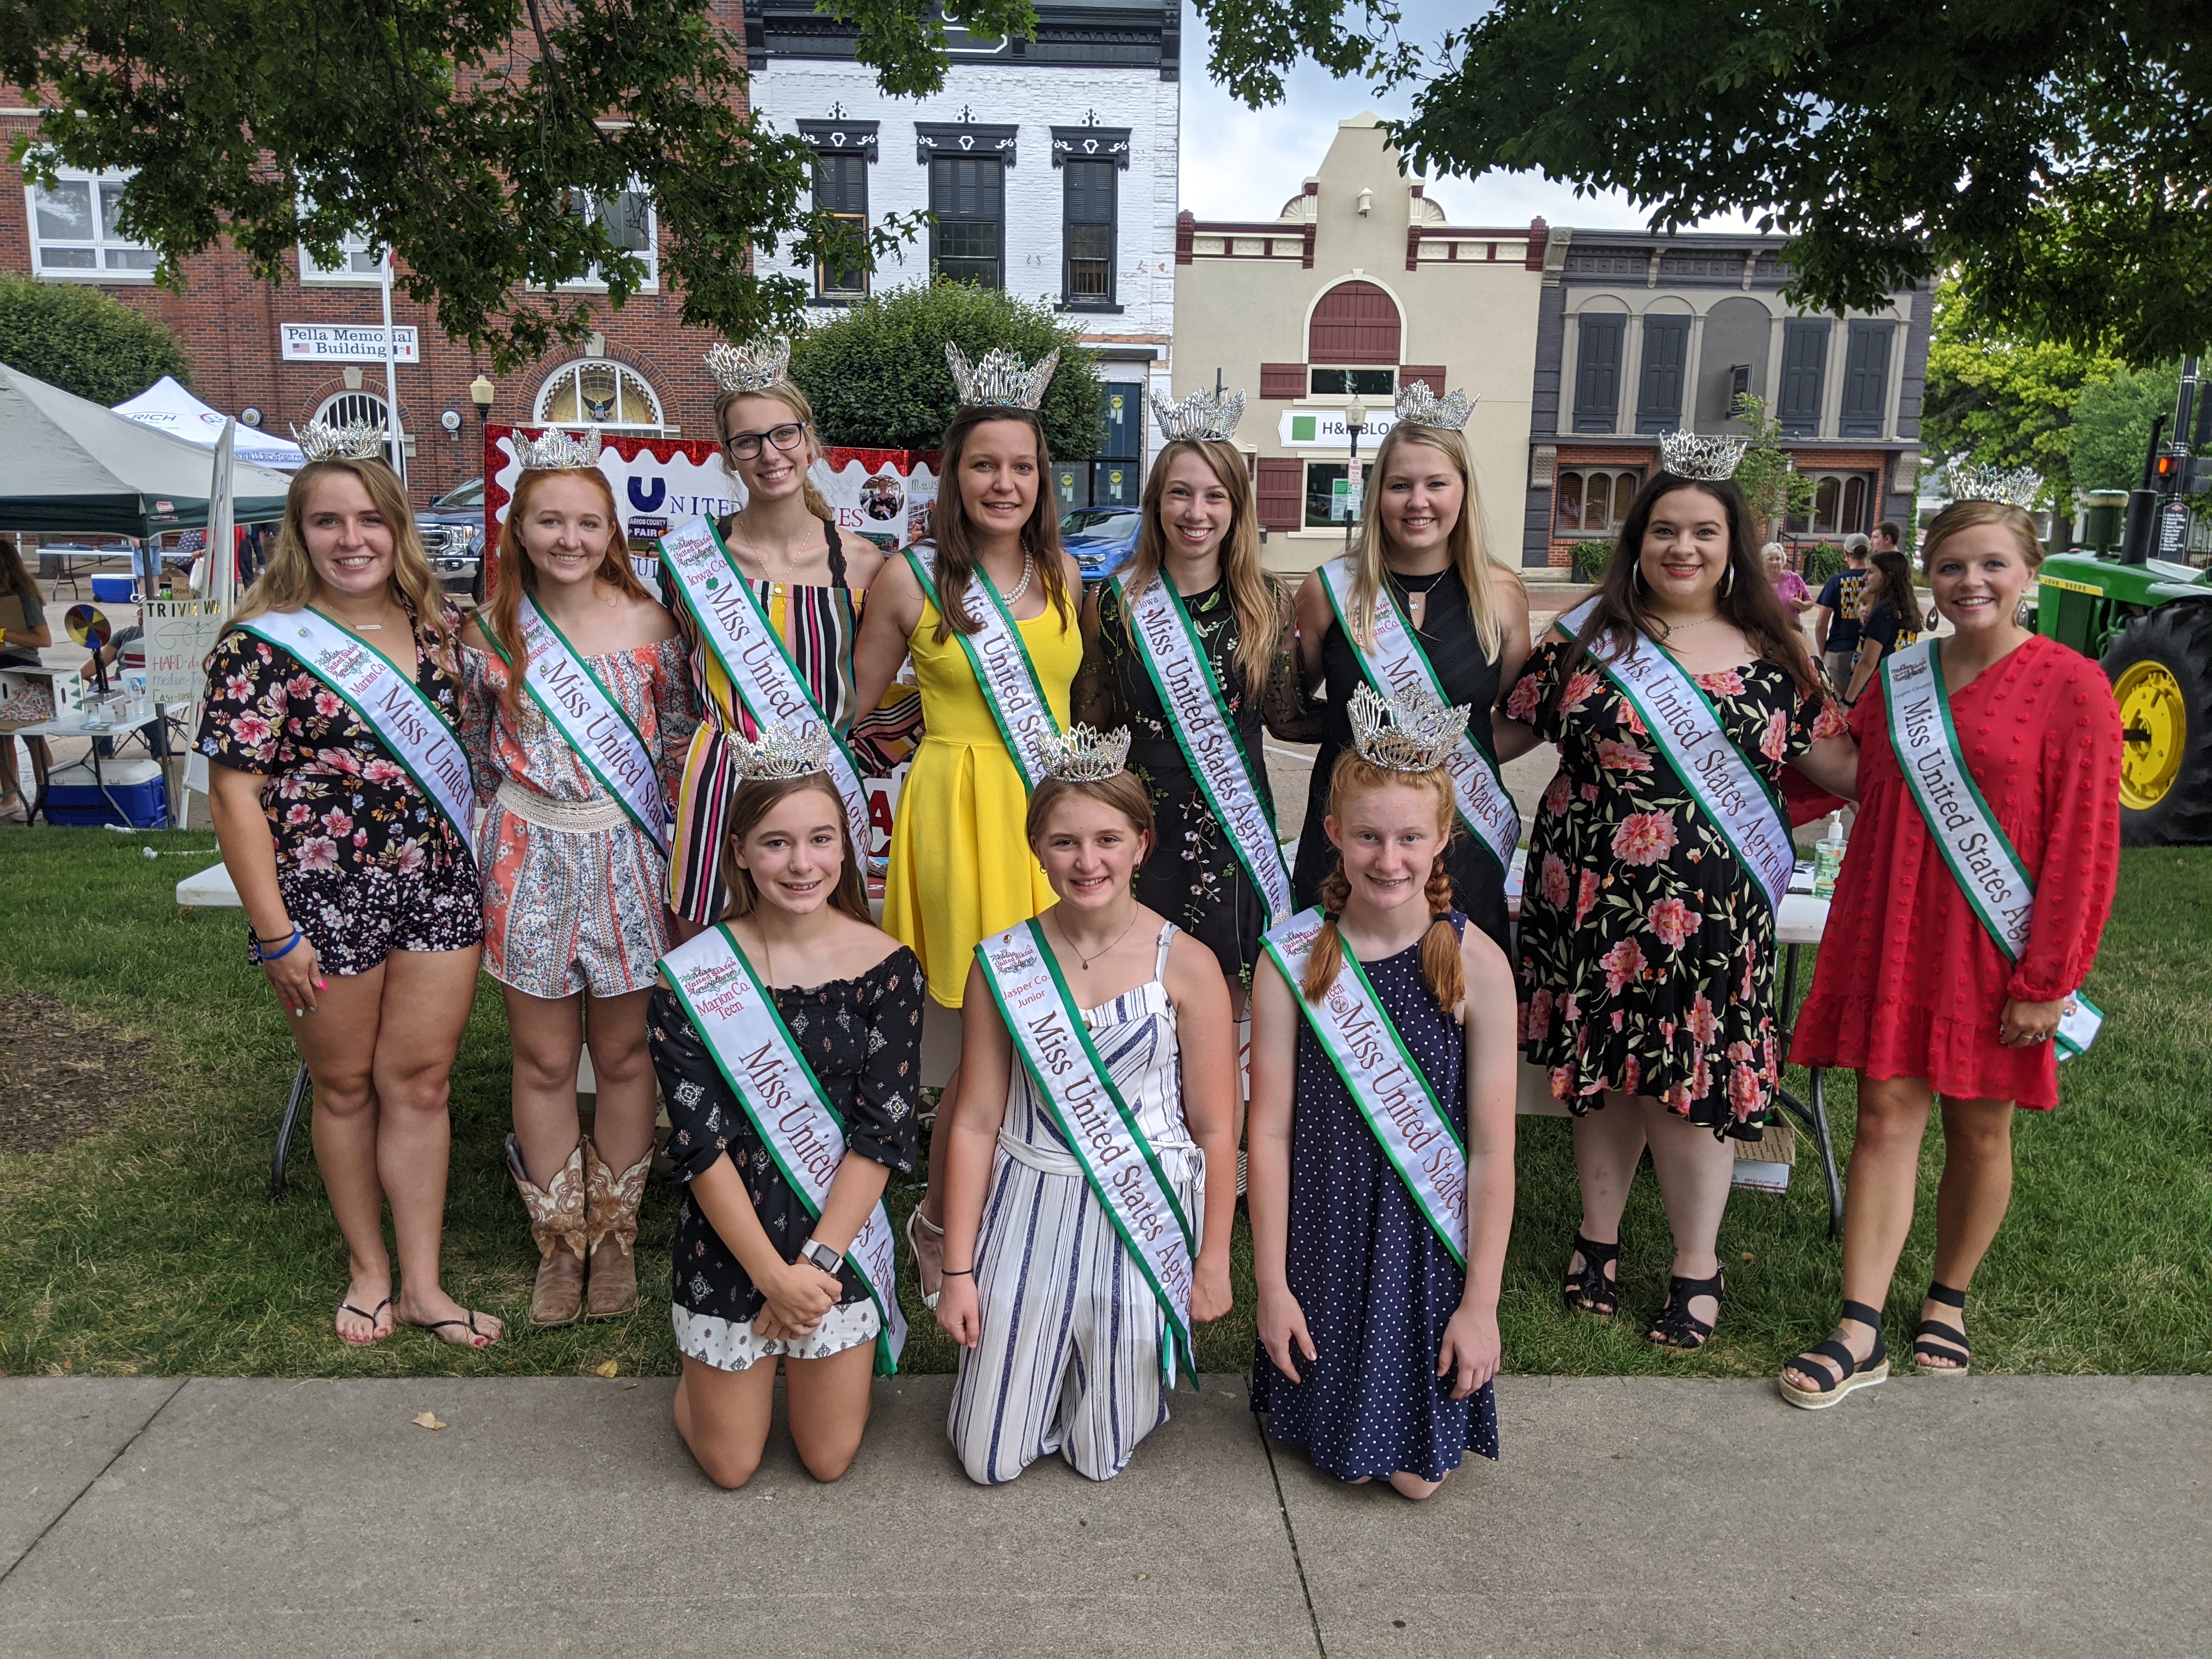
[381,248,407,490]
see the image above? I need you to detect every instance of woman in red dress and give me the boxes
[1780,498,2123,1407]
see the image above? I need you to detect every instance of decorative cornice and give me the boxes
[797,119,878,161]
[915,122,1018,166]
[1050,124,1131,170]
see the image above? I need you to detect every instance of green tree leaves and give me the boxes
[0,274,192,404]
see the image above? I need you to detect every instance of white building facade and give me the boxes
[744,0,1179,511]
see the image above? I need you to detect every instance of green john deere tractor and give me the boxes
[2033,360,2212,845]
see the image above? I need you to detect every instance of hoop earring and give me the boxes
[1718,562,1735,598]
[1631,561,1647,594]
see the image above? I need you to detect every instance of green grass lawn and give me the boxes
[2,832,2206,1380]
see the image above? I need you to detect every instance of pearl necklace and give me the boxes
[995,549,1036,608]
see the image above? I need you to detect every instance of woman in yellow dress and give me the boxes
[852,345,1084,1301]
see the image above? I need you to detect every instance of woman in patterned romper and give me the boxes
[462,461,697,1327]
[936,766,1240,1483]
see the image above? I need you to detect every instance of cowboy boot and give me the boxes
[507,1134,586,1328]
[583,1136,652,1319]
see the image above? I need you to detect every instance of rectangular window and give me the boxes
[560,186,658,289]
[1778,319,1830,436]
[1634,315,1689,433]
[1572,314,1624,432]
[814,154,869,299]
[1838,320,1894,438]
[1308,367,1396,398]
[26,170,156,275]
[1305,461,1353,529]
[1062,159,1116,305]
[298,198,382,281]
[931,157,1003,289]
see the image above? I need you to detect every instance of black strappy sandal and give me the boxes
[401,1308,498,1348]
[1777,1299,1889,1410]
[337,1297,391,1344]
[1562,1233,1621,1317]
[1914,1281,1972,1375]
[1647,1269,1725,1350]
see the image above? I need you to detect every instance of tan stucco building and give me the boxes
[1172,114,1545,575]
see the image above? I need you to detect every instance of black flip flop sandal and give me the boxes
[1914,1280,1971,1375]
[337,1297,391,1342]
[1778,1299,1890,1409]
[403,1308,498,1348]
[1647,1268,1726,1350]
[1562,1233,1621,1317]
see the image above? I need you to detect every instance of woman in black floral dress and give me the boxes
[1496,466,1856,1350]
[199,446,497,1350]
[652,767,924,1488]
[1080,432,1312,996]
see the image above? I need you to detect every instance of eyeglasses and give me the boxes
[723,421,810,460]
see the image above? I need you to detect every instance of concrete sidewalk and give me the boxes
[2,1375,2204,1657]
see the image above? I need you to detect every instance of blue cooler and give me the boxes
[43,758,169,828]
[89,573,137,604]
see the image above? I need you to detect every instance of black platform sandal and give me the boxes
[1647,1268,1725,1350]
[1777,1299,1889,1410]
[1914,1281,1972,1375]
[1562,1233,1621,1317]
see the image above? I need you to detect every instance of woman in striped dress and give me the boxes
[936,757,1239,1483]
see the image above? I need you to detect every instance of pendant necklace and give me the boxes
[1057,906,1138,971]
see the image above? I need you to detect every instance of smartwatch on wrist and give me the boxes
[798,1238,842,1277]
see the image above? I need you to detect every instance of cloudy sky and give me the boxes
[1175,0,1756,232]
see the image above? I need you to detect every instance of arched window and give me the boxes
[1554,469,1644,537]
[1308,280,1401,365]
[312,391,399,461]
[533,360,665,435]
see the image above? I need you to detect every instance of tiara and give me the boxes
[1945,458,2041,509]
[1035,723,1130,783]
[1394,382,1476,432]
[1658,431,1748,482]
[510,427,602,471]
[726,718,836,782]
[945,342,1059,411]
[704,336,792,394]
[1347,682,1467,774]
[290,420,387,463]
[1151,387,1246,443]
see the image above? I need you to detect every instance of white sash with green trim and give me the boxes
[492,595,669,852]
[1114,572,1293,924]
[974,920,1197,1389]
[1882,640,2103,1057]
[1261,908,1468,1268]
[903,545,1062,789]
[1319,557,1520,874]
[236,608,473,848]
[658,514,872,858]
[658,925,908,1374]
[1556,596,1794,917]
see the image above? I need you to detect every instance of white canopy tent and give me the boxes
[113,376,306,472]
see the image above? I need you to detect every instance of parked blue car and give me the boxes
[1060,506,1141,583]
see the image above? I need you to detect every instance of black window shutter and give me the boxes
[1779,319,1830,436]
[1573,314,1623,432]
[1838,321,1893,437]
[1635,316,1689,433]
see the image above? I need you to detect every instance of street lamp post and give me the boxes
[1342,396,1369,552]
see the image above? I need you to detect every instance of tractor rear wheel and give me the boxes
[2101,602,2212,845]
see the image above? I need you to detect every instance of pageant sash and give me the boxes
[658,926,909,1374]
[487,595,669,853]
[236,608,473,847]
[1114,572,1293,925]
[902,545,1062,788]
[658,515,872,859]
[1318,557,1520,875]
[974,921,1198,1389]
[1882,640,2102,1057]
[1556,596,1794,917]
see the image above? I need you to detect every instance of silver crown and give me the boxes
[1347,682,1468,774]
[946,342,1059,411]
[704,336,793,394]
[1393,381,1476,432]
[1945,458,2042,509]
[1658,431,1749,482]
[290,420,387,463]
[726,718,837,782]
[1036,723,1131,783]
[1150,386,1247,443]
[510,427,602,471]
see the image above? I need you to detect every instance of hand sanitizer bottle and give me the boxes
[1812,812,1847,899]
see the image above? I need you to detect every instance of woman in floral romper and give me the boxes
[1497,469,1856,1349]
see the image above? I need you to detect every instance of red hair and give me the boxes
[484,467,650,721]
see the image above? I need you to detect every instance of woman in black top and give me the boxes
[1842,546,1922,706]
[1291,416,1532,957]
[1081,431,1313,995]
[652,764,925,1488]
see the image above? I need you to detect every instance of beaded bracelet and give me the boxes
[248,927,303,966]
